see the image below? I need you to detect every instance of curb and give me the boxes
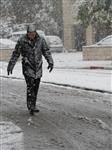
[1,75,112,94]
[55,66,112,70]
[42,81,112,94]
[84,66,112,70]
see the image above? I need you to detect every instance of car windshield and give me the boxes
[97,36,112,45]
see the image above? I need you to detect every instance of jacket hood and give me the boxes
[27,24,36,33]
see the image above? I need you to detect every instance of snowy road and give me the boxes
[1,77,112,150]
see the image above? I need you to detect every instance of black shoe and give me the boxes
[34,108,39,113]
[29,109,34,116]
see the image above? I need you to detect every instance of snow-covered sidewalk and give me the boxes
[0,52,112,93]
[52,52,112,70]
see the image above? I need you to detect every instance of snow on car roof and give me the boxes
[11,31,26,35]
[11,30,45,36]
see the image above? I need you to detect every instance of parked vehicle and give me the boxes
[45,35,64,52]
[7,30,46,42]
[94,35,112,46]
[0,39,16,49]
[85,35,112,47]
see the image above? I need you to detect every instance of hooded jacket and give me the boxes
[7,33,54,78]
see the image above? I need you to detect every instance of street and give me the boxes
[1,77,112,150]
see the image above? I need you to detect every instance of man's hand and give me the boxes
[47,63,53,72]
[7,66,13,75]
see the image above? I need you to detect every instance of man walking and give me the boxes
[7,24,54,115]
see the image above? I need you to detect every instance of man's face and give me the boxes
[27,32,36,40]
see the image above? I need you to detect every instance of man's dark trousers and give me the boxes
[24,75,40,111]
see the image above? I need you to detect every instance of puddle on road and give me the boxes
[0,121,24,150]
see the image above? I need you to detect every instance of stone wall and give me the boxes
[83,46,112,60]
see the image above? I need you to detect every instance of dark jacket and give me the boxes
[7,34,54,78]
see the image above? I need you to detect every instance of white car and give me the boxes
[96,35,112,46]
[0,39,16,49]
[45,35,64,52]
[92,35,112,46]
[8,30,46,42]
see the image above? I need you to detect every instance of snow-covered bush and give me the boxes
[0,0,63,38]
[77,0,112,41]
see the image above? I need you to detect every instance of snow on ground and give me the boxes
[0,52,112,93]
[0,122,24,150]
[43,68,112,93]
[1,78,111,150]
[50,52,112,68]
